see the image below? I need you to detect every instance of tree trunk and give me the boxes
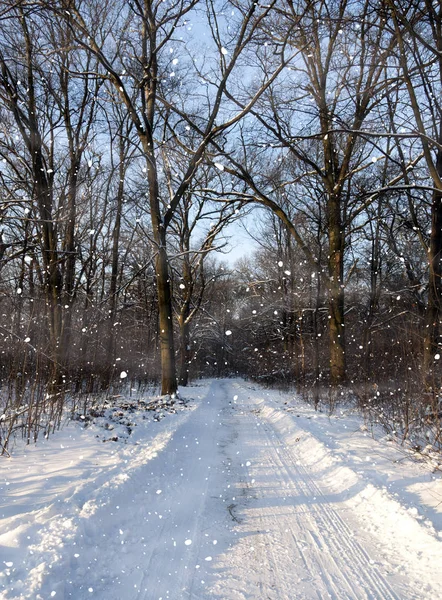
[328,193,346,386]
[423,147,442,387]
[313,305,321,409]
[32,161,63,388]
[141,80,177,395]
[60,163,79,368]
[363,208,381,379]
[104,143,125,384]
[178,317,191,387]
[156,238,177,394]
[145,154,177,395]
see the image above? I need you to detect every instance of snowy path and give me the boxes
[210,383,442,600]
[1,379,442,599]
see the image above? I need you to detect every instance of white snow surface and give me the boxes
[1,379,442,599]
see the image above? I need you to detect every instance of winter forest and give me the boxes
[1,1,442,598]
[1,0,442,448]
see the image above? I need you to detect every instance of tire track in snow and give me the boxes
[209,382,430,600]
[256,414,400,600]
[263,396,442,599]
[230,382,442,600]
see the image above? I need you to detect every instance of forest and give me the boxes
[0,0,441,453]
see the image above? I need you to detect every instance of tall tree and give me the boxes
[0,8,64,385]
[205,0,399,386]
[49,0,284,393]
[386,0,442,386]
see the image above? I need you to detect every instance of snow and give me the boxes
[1,379,442,599]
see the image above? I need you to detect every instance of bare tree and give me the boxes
[0,8,64,386]
[45,0,285,393]
[385,0,442,387]
[169,189,242,385]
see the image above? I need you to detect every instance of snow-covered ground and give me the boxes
[1,379,442,599]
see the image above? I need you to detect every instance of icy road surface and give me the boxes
[1,379,442,599]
